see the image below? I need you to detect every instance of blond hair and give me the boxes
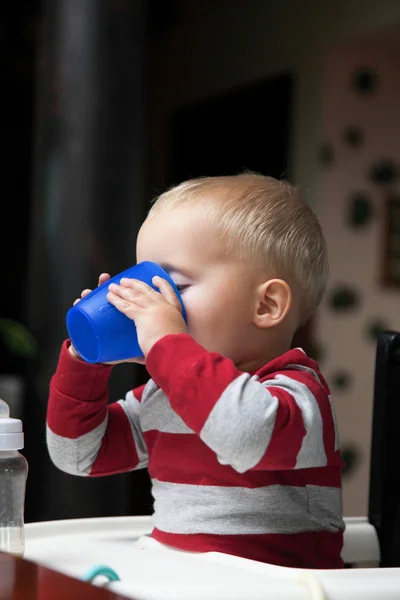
[149,173,328,322]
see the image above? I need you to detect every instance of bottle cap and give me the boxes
[0,399,24,451]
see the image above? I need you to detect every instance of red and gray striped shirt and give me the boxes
[47,334,345,568]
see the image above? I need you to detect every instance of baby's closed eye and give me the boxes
[175,284,190,293]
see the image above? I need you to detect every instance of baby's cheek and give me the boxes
[185,292,224,336]
[186,310,213,342]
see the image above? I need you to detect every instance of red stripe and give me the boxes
[132,384,146,402]
[48,376,108,438]
[53,340,113,401]
[47,340,112,437]
[90,403,140,475]
[254,385,306,470]
[144,431,341,487]
[152,529,344,569]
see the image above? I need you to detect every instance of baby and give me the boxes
[47,173,345,569]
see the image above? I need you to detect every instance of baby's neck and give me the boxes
[237,340,292,373]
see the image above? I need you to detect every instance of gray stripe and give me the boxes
[307,484,343,529]
[200,373,279,473]
[151,480,344,535]
[118,390,149,467]
[264,374,327,469]
[285,363,322,385]
[140,379,193,435]
[46,417,108,476]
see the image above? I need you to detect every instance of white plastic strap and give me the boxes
[297,572,327,600]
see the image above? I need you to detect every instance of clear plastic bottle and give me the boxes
[0,397,28,556]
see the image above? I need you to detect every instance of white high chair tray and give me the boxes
[24,516,399,600]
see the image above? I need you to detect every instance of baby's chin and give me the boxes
[123,357,146,366]
[134,357,147,365]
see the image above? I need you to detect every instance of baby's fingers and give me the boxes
[73,288,92,306]
[72,272,109,307]
[153,276,181,311]
[98,273,110,286]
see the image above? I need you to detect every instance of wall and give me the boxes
[315,40,400,516]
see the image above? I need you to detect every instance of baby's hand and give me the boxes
[106,276,187,358]
[69,273,110,361]
[69,273,146,365]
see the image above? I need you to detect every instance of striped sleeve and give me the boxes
[46,340,148,476]
[146,334,339,473]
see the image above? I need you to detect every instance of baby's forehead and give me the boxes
[138,204,228,257]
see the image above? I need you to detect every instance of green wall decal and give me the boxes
[369,160,398,185]
[344,127,364,148]
[319,142,334,166]
[307,340,325,364]
[331,371,352,391]
[341,444,361,479]
[328,286,360,312]
[352,67,378,94]
[366,319,389,342]
[348,193,373,227]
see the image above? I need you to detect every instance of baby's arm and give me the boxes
[146,334,340,473]
[46,341,148,476]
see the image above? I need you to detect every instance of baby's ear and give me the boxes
[253,279,292,329]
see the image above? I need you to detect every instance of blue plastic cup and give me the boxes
[66,261,187,363]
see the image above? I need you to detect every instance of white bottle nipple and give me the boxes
[0,399,10,419]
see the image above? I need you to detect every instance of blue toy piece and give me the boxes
[66,261,187,364]
[82,564,121,583]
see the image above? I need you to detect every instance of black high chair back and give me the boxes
[369,330,400,567]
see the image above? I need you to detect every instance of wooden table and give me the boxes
[0,552,131,600]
